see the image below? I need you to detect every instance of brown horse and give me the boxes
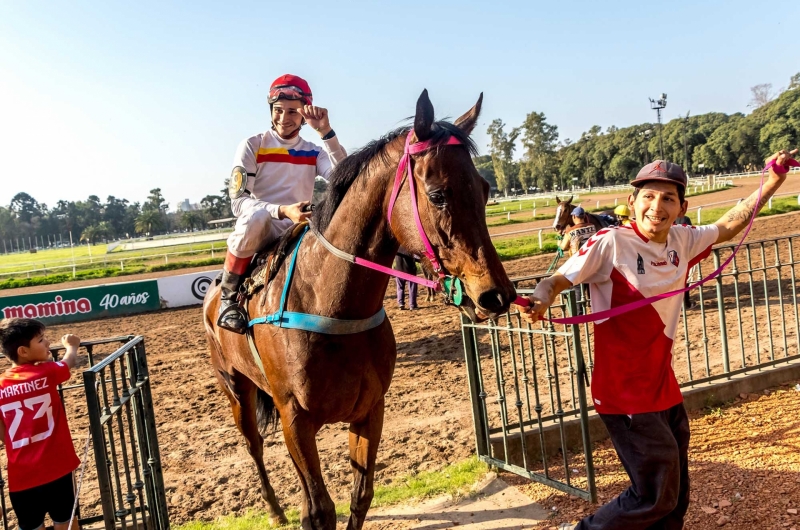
[203,90,516,530]
[552,195,613,235]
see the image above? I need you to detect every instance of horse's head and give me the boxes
[553,195,575,236]
[390,90,516,321]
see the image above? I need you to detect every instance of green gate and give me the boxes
[460,290,597,501]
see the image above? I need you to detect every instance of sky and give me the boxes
[0,0,795,210]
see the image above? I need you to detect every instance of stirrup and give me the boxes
[217,303,248,334]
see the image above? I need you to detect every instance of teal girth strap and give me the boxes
[248,225,386,335]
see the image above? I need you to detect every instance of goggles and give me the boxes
[268,85,313,105]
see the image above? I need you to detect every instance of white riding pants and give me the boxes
[226,207,285,258]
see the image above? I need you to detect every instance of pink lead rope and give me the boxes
[516,157,799,324]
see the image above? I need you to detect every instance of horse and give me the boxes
[203,90,516,530]
[552,195,615,236]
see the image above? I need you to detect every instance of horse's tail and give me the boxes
[256,388,280,437]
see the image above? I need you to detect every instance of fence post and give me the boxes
[768,197,772,210]
[713,250,731,375]
[533,208,536,218]
[507,212,510,221]
[596,200,600,209]
[538,229,543,249]
[519,203,522,211]
[164,255,168,264]
[614,198,618,206]
[697,207,702,224]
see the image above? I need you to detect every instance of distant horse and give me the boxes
[552,195,614,235]
[203,90,516,530]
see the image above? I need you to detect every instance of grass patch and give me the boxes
[493,234,561,261]
[175,457,489,530]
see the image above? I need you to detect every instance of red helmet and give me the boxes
[268,74,313,106]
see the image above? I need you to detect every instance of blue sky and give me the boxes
[0,0,795,209]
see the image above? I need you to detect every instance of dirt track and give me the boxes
[2,207,800,529]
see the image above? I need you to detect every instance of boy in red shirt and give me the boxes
[0,318,82,530]
[522,149,796,529]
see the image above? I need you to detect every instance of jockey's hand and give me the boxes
[299,105,332,138]
[279,201,312,224]
[519,296,549,324]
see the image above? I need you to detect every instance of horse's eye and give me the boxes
[428,191,447,208]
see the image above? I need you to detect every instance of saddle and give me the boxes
[241,222,310,300]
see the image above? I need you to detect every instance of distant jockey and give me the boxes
[219,74,347,333]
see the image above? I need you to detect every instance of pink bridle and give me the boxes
[387,131,462,279]
[311,130,460,291]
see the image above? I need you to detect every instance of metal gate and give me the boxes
[0,336,169,530]
[460,289,597,501]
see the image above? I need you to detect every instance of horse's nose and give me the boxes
[477,289,506,314]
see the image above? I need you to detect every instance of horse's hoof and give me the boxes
[270,513,289,526]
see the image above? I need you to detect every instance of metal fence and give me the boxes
[462,231,800,500]
[0,336,168,530]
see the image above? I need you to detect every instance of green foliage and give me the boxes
[489,78,800,193]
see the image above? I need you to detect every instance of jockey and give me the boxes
[219,74,347,333]
[614,204,631,225]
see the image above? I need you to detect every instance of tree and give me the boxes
[789,72,800,90]
[180,210,205,231]
[135,209,164,235]
[486,119,519,196]
[80,222,111,244]
[9,193,40,224]
[749,83,776,109]
[517,111,559,192]
[472,155,497,189]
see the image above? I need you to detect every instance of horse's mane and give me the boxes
[313,120,477,232]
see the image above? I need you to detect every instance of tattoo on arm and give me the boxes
[726,193,772,223]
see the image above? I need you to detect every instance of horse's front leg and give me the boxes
[280,400,336,530]
[346,398,385,530]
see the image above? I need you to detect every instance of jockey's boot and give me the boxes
[217,252,251,334]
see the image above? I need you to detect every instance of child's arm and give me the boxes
[714,149,797,244]
[60,334,81,369]
[520,272,573,323]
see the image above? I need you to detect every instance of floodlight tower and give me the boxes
[649,93,667,160]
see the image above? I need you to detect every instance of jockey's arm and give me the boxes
[559,234,571,251]
[230,138,284,220]
[316,134,347,181]
[712,150,794,245]
[520,272,573,323]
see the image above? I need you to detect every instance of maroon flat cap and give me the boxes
[631,160,688,189]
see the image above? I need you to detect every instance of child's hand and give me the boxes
[61,334,80,349]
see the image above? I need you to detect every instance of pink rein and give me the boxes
[520,157,798,324]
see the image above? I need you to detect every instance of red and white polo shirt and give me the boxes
[558,221,719,415]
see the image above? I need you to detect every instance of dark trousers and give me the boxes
[394,254,418,308]
[576,403,690,530]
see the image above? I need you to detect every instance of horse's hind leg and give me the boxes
[216,369,288,525]
[280,400,336,530]
[346,398,385,530]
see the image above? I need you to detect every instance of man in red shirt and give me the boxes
[0,318,82,530]
[522,150,796,529]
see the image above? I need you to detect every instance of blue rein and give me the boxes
[247,225,386,335]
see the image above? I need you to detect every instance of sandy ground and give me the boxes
[1,206,800,529]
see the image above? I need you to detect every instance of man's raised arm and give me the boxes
[714,149,797,245]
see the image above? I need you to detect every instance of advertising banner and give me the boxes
[0,280,160,325]
[156,270,220,308]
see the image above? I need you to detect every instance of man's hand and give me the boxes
[279,201,313,223]
[298,105,332,138]
[60,334,81,369]
[519,296,550,324]
[766,148,798,170]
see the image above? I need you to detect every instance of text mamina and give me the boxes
[2,295,92,319]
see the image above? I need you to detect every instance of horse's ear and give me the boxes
[454,93,483,135]
[567,195,573,204]
[414,89,434,142]
[555,195,561,203]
